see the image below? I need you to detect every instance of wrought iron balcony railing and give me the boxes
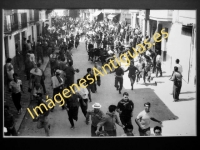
[21,21,27,28]
[4,23,11,33]
[11,22,19,32]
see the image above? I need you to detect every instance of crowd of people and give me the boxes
[4,14,183,137]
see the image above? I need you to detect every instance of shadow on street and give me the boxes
[176,97,195,102]
[180,91,196,94]
[123,87,179,131]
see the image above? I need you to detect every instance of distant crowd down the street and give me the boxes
[27,28,169,119]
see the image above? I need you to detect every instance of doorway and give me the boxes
[32,26,34,41]
[22,31,26,39]
[14,33,20,53]
[28,35,31,42]
[37,24,40,37]
[4,36,9,60]
[42,22,45,35]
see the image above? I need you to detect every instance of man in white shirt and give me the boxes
[135,102,162,136]
[156,54,161,62]
[156,53,162,77]
[174,59,183,74]
[9,73,24,115]
[51,69,64,112]
[76,79,89,117]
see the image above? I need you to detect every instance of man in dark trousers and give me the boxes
[22,38,28,64]
[86,103,104,136]
[51,70,64,112]
[87,40,94,61]
[65,92,81,129]
[102,38,107,50]
[124,61,139,90]
[170,66,182,102]
[117,92,134,133]
[75,33,80,49]
[36,40,44,64]
[111,64,124,94]
[9,73,24,115]
[149,49,156,73]
[64,61,75,89]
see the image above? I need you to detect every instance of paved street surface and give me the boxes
[18,39,196,137]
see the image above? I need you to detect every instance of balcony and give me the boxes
[149,10,173,22]
[20,21,27,28]
[27,10,40,25]
[4,23,11,33]
[4,13,20,34]
[4,23,20,34]
[11,22,19,32]
[29,11,34,24]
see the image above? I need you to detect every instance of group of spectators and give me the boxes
[4,14,183,137]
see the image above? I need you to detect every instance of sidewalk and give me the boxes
[153,61,196,136]
[4,56,49,134]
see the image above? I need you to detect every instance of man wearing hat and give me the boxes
[86,103,104,136]
[51,69,64,112]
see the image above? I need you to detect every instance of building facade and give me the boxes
[148,10,196,84]
[3,9,49,65]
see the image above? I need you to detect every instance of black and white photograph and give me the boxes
[3,8,196,137]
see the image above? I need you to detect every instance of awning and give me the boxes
[113,14,121,23]
[93,11,102,17]
[96,13,104,22]
[107,14,116,20]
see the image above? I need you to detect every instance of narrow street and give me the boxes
[18,38,196,137]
